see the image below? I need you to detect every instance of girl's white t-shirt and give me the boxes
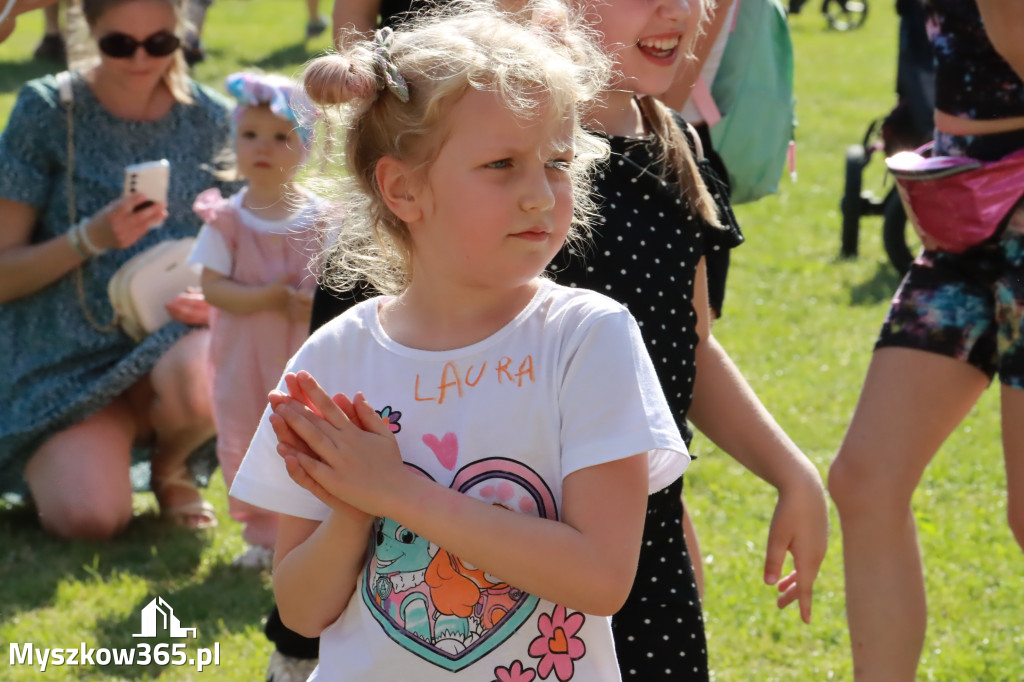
[232,279,688,682]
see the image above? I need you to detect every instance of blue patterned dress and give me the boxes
[0,72,238,497]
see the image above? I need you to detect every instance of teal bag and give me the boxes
[709,0,796,204]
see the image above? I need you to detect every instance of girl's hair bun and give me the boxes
[303,52,379,106]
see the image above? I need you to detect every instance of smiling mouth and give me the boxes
[637,36,681,59]
[375,555,399,569]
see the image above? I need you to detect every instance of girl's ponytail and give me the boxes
[303,50,380,107]
[637,95,720,228]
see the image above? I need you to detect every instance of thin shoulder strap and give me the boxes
[57,71,78,222]
[57,71,75,224]
[58,70,118,333]
[56,70,74,105]
[684,121,705,162]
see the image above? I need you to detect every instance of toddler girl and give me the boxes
[189,71,323,566]
[231,2,690,679]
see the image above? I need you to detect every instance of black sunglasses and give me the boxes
[97,30,181,58]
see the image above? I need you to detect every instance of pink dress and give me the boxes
[193,188,321,546]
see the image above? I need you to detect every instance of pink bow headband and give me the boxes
[225,72,314,148]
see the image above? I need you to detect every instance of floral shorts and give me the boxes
[876,203,1024,389]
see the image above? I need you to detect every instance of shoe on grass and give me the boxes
[152,467,217,530]
[33,34,66,63]
[305,15,328,39]
[231,544,274,570]
[182,40,206,66]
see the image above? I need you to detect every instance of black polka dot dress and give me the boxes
[550,129,743,681]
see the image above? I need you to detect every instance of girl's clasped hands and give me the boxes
[268,371,403,519]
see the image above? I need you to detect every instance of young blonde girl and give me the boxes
[231,2,690,679]
[188,72,323,565]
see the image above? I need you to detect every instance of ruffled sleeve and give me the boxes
[698,158,745,251]
[192,186,227,224]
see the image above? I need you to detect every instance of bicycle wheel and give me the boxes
[841,145,866,257]
[823,0,868,31]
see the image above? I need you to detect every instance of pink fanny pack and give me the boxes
[885,143,1024,253]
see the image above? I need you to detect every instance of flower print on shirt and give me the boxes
[527,605,587,680]
[492,660,537,682]
[376,405,402,433]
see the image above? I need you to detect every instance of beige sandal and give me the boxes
[152,468,218,530]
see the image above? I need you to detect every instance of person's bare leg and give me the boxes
[304,0,326,38]
[147,330,216,526]
[42,1,59,34]
[1002,385,1024,550]
[332,0,379,46]
[681,493,704,600]
[24,398,136,540]
[184,0,208,38]
[829,348,988,681]
[182,0,211,61]
[32,0,64,62]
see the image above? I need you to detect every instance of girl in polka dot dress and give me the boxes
[548,0,831,677]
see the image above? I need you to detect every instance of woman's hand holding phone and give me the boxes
[83,194,168,251]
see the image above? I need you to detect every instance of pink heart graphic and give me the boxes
[422,432,459,470]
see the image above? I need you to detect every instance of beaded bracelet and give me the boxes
[67,222,91,259]
[77,219,107,256]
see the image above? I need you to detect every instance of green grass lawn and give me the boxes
[2,3,1023,680]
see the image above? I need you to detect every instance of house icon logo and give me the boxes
[133,597,197,639]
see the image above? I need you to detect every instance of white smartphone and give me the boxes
[123,160,170,219]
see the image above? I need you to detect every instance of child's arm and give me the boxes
[393,450,648,616]
[201,268,313,321]
[255,381,377,636]
[272,371,650,617]
[273,511,375,637]
[687,258,829,624]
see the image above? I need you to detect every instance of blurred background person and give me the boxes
[0,0,239,540]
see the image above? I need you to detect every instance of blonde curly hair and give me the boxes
[302,0,611,295]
